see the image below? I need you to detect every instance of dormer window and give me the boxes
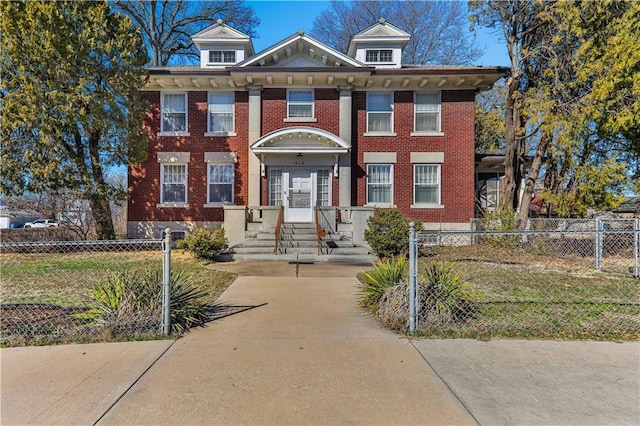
[209,50,236,64]
[365,49,393,63]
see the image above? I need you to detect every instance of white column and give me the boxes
[338,86,353,206]
[247,85,262,206]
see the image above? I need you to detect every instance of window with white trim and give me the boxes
[269,169,283,206]
[414,92,441,133]
[366,92,393,133]
[161,164,187,204]
[287,90,314,118]
[209,50,236,64]
[414,164,440,204]
[208,92,234,133]
[161,93,187,132]
[316,169,331,206]
[367,164,393,205]
[207,163,234,204]
[365,49,393,63]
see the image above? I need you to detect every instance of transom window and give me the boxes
[287,90,314,118]
[365,49,393,63]
[161,164,187,204]
[269,169,283,206]
[414,92,441,133]
[414,164,440,204]
[161,93,187,132]
[208,92,234,133]
[208,164,234,204]
[367,164,393,205]
[366,92,394,133]
[209,50,236,63]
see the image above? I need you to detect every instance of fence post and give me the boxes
[409,222,416,335]
[162,228,172,335]
[634,219,639,279]
[594,218,603,270]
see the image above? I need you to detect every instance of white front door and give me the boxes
[284,169,313,222]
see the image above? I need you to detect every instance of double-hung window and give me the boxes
[287,90,314,118]
[209,50,236,64]
[414,164,440,205]
[207,164,234,204]
[161,164,187,204]
[414,92,441,133]
[366,92,394,133]
[365,49,393,63]
[208,92,235,134]
[367,164,393,205]
[161,93,187,133]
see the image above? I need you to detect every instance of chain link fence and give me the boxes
[1,237,174,347]
[399,219,640,340]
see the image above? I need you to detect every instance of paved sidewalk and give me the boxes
[413,339,640,426]
[96,270,475,425]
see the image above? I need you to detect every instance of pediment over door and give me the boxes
[251,127,350,154]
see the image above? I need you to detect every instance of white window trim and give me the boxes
[158,163,189,208]
[205,91,236,136]
[365,163,395,207]
[269,168,283,206]
[365,49,393,63]
[208,50,236,65]
[411,164,444,209]
[365,91,395,135]
[285,89,315,121]
[411,91,443,136]
[204,163,235,207]
[159,92,189,136]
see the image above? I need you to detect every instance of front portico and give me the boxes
[251,127,350,223]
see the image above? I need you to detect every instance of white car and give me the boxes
[23,219,59,228]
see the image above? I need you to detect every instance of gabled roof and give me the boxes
[347,18,411,56]
[237,30,364,68]
[251,127,350,154]
[192,19,254,55]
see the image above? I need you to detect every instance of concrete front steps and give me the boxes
[231,222,375,264]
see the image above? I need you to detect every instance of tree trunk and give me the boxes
[89,194,116,240]
[517,130,551,228]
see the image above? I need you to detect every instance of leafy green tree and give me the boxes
[114,0,259,66]
[1,1,149,239]
[475,82,507,154]
[311,0,482,65]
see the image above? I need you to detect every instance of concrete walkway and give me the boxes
[2,261,638,425]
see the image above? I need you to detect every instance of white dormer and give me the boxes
[347,18,410,69]
[192,19,254,69]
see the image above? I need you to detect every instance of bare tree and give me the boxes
[114,0,259,66]
[311,0,482,65]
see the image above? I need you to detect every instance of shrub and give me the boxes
[418,262,475,324]
[78,269,211,335]
[178,227,228,260]
[364,209,422,258]
[358,256,407,313]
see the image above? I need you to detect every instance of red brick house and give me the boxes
[128,19,506,251]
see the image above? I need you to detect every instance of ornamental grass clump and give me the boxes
[358,256,407,313]
[78,269,211,336]
[418,262,476,324]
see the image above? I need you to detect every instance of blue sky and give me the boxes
[246,0,509,66]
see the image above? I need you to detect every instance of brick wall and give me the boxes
[352,90,476,224]
[128,91,249,223]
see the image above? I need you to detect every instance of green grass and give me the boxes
[1,251,236,307]
[406,245,639,340]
